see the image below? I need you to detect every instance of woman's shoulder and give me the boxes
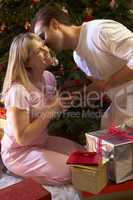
[8,82,29,95]
[4,83,30,110]
[5,82,30,101]
[42,70,56,86]
[43,70,55,79]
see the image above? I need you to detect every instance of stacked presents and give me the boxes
[67,124,133,195]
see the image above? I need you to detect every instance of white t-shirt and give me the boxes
[73,20,133,127]
[73,19,133,79]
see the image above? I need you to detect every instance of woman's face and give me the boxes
[28,39,54,70]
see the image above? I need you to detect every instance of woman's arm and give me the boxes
[8,107,53,146]
[8,94,73,146]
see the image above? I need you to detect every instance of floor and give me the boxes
[0,169,81,200]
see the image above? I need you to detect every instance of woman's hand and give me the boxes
[45,92,74,117]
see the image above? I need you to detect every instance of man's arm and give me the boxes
[87,66,133,93]
[105,65,133,91]
[94,20,133,93]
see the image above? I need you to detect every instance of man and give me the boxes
[33,4,133,128]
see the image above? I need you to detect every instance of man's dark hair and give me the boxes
[32,3,72,30]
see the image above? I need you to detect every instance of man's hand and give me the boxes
[86,79,108,94]
[104,66,133,90]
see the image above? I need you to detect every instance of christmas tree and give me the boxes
[0,0,133,90]
[0,0,133,143]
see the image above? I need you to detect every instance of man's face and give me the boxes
[34,20,64,52]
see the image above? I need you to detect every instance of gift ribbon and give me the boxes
[108,124,133,140]
[97,123,133,165]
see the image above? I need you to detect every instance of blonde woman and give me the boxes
[1,33,85,185]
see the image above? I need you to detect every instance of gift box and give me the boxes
[66,151,100,166]
[0,178,51,200]
[71,162,108,194]
[85,127,133,183]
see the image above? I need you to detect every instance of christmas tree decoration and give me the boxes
[0,23,7,33]
[61,6,69,15]
[32,0,40,5]
[74,79,81,87]
[109,0,117,9]
[0,0,132,144]
[0,107,6,119]
[129,9,133,14]
[83,7,95,22]
[59,64,65,76]
[24,20,31,31]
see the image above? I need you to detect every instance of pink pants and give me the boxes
[2,135,85,186]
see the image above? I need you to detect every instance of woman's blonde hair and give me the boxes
[2,33,42,96]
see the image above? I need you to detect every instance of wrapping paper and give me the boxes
[86,127,133,183]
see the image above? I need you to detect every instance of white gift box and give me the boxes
[85,130,133,183]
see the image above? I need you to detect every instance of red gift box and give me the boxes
[0,178,51,200]
[66,151,100,166]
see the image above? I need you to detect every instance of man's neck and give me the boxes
[62,25,82,50]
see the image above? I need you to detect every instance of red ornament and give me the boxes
[95,0,100,6]
[32,0,40,5]
[73,66,80,71]
[74,79,81,86]
[83,15,95,22]
[83,7,94,22]
[0,108,6,119]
